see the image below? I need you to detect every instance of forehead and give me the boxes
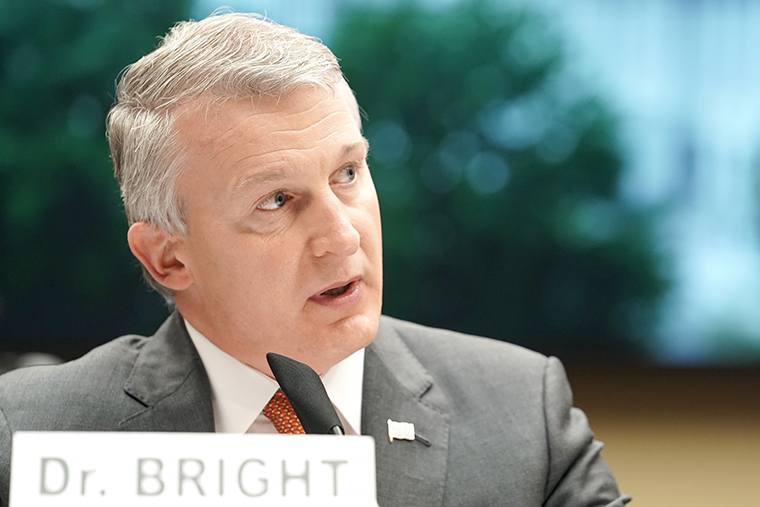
[171,83,368,216]
[174,82,362,161]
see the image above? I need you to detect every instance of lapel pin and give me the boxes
[387,419,415,443]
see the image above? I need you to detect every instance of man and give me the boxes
[0,12,629,506]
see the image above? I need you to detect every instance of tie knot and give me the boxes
[262,391,305,434]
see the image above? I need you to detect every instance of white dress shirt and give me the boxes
[184,319,364,435]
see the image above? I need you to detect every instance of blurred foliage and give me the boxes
[331,0,668,361]
[0,0,668,362]
[0,0,189,354]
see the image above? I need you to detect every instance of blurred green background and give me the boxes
[2,0,758,366]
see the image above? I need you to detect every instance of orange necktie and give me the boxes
[262,391,305,434]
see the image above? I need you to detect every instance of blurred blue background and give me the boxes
[2,0,760,367]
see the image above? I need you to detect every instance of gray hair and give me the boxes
[106,12,344,296]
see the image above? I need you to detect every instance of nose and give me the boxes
[308,193,360,258]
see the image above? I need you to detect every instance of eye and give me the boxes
[257,190,289,210]
[334,165,357,184]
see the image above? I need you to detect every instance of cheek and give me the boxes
[241,239,304,292]
[186,230,261,287]
[359,194,382,250]
[204,245,302,316]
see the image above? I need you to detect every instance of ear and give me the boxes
[127,222,192,292]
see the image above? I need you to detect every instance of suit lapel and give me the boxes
[362,317,450,507]
[118,312,215,432]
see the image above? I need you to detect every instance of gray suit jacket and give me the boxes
[0,313,629,506]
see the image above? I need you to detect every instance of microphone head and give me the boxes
[266,352,344,435]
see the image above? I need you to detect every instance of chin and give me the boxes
[337,308,380,342]
[310,311,380,367]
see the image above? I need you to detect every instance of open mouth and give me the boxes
[321,281,353,297]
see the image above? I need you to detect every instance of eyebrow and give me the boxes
[342,138,370,158]
[232,138,370,192]
[233,168,293,192]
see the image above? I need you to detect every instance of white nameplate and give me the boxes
[10,432,377,506]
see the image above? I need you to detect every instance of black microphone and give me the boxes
[266,352,345,435]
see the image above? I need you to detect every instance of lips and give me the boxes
[310,277,363,308]
[321,281,353,297]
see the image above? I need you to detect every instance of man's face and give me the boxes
[171,81,382,376]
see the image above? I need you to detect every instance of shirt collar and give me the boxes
[184,318,364,434]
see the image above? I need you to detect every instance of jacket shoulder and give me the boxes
[0,335,148,430]
[379,315,549,376]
